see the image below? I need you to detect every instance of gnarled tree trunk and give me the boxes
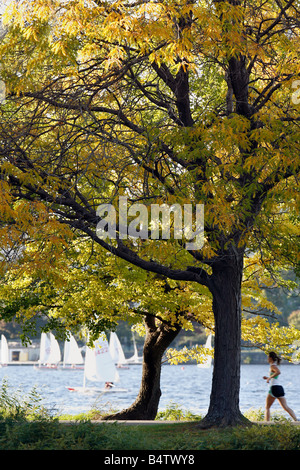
[103,315,181,420]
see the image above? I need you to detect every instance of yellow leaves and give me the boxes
[32,1,55,22]
[209,115,251,156]
[4,0,200,74]
[103,46,127,71]
[51,41,68,57]
[2,0,298,82]
[131,323,146,338]
[242,316,300,361]
[0,193,74,283]
[163,306,299,365]
[201,242,217,260]
[0,180,14,222]
[166,343,213,365]
[2,1,24,28]
[3,0,51,33]
[22,26,39,42]
[101,4,186,67]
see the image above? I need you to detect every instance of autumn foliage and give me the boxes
[0,0,299,426]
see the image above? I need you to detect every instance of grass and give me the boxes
[1,418,300,450]
[0,380,299,450]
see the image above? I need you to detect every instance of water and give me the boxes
[0,363,299,418]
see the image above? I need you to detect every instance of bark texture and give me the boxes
[199,247,250,428]
[103,315,181,420]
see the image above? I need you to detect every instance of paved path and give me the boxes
[59,420,300,426]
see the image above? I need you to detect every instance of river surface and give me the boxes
[0,363,299,419]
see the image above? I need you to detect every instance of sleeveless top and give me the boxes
[270,363,281,386]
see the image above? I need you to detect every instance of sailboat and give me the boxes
[125,331,143,365]
[68,335,127,393]
[109,332,129,369]
[35,332,61,369]
[0,334,9,367]
[63,335,84,369]
[197,333,213,368]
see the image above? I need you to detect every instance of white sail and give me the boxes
[0,334,9,365]
[125,331,143,364]
[38,332,51,364]
[197,334,213,368]
[63,335,83,366]
[84,335,119,384]
[109,332,126,365]
[48,333,61,364]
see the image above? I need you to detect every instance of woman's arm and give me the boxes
[266,365,280,383]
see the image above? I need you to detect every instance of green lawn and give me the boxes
[0,418,299,450]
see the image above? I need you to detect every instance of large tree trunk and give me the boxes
[199,247,250,428]
[103,315,181,420]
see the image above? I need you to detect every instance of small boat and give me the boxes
[62,335,84,369]
[34,332,61,369]
[125,332,143,365]
[68,335,128,393]
[197,334,213,368]
[109,332,129,368]
[0,334,9,367]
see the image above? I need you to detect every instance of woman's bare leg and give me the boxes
[277,397,297,421]
[265,394,276,421]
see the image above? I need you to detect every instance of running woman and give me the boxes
[263,351,297,422]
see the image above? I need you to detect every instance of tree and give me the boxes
[0,0,299,427]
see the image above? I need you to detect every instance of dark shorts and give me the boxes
[269,385,285,398]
